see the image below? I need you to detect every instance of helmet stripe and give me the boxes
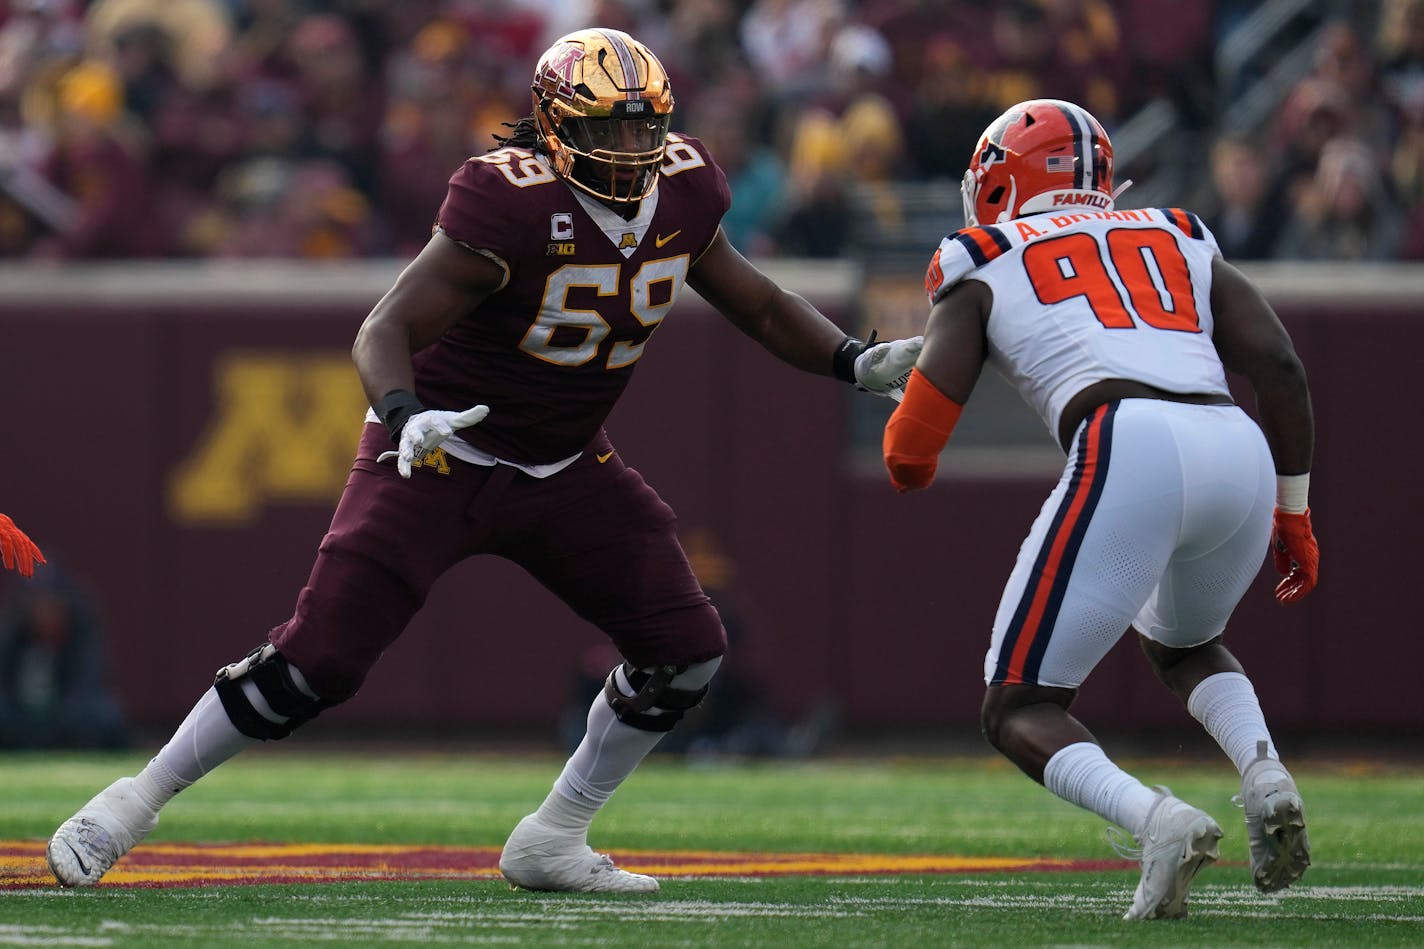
[1052,102,1094,192]
[598,29,641,99]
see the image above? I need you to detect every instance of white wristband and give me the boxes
[1276,473,1309,514]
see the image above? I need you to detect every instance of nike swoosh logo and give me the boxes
[654,230,681,248]
[596,450,615,463]
[65,842,91,877]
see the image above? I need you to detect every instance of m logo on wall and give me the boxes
[168,352,368,524]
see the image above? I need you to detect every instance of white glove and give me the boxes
[377,405,489,478]
[854,335,923,403]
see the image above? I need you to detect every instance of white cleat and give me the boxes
[499,814,659,894]
[1236,741,1310,893]
[45,777,158,887]
[1121,788,1222,920]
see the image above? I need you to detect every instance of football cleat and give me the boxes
[499,813,659,894]
[46,777,159,887]
[1235,741,1311,892]
[961,98,1131,226]
[530,28,674,204]
[1119,788,1222,920]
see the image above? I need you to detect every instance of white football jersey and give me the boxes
[925,208,1232,440]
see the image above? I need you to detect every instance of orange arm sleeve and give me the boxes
[883,369,963,492]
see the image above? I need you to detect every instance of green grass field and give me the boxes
[1,748,1420,947]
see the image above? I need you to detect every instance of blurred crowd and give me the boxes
[1,0,1422,262]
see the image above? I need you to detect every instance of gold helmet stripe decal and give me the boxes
[599,29,641,99]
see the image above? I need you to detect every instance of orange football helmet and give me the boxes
[961,99,1130,226]
[531,28,674,204]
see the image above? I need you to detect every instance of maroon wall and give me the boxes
[1,263,1419,740]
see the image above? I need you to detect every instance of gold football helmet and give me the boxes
[531,28,674,204]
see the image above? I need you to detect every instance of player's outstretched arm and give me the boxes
[687,229,921,393]
[1209,257,1318,602]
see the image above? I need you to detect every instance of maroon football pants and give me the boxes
[270,424,726,701]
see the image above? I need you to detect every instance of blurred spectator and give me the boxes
[1381,0,1424,253]
[190,156,378,259]
[85,0,231,93]
[660,0,743,102]
[904,36,999,181]
[0,1,86,113]
[1203,135,1289,261]
[0,191,42,255]
[1310,20,1394,154]
[1379,0,1424,121]
[696,97,787,257]
[379,16,526,255]
[0,1,1420,263]
[277,14,385,197]
[778,22,905,256]
[1274,136,1405,261]
[1272,76,1354,198]
[31,58,166,258]
[224,0,307,80]
[0,562,130,750]
[1035,0,1127,125]
[740,0,844,97]
[859,0,976,98]
[980,2,1054,112]
[516,0,597,49]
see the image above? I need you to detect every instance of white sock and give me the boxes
[1044,741,1161,837]
[542,659,721,833]
[1186,671,1278,774]
[546,693,663,833]
[131,687,259,811]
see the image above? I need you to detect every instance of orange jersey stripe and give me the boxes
[1164,208,1195,238]
[965,226,1010,263]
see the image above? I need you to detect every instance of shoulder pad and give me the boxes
[438,149,554,257]
[660,132,731,222]
[1155,208,1221,255]
[660,133,720,185]
[457,147,560,191]
[925,225,1012,302]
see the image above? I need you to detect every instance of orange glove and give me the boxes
[1270,508,1318,604]
[0,514,45,578]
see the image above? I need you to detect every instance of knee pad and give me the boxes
[214,643,332,741]
[603,657,721,732]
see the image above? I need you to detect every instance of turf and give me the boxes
[1,749,1420,946]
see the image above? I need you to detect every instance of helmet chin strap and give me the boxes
[995,176,1019,225]
[1112,179,1134,200]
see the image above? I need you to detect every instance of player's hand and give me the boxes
[886,456,937,493]
[1270,508,1318,604]
[377,405,489,478]
[0,514,45,578]
[855,335,924,402]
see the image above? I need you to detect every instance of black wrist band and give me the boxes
[832,336,865,384]
[831,329,879,385]
[373,389,426,444]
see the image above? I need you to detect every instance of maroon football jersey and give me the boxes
[412,133,731,464]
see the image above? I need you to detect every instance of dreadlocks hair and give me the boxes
[492,114,540,151]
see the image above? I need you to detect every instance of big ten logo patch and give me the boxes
[168,352,368,524]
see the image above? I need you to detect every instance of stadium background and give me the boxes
[1,0,1421,747]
